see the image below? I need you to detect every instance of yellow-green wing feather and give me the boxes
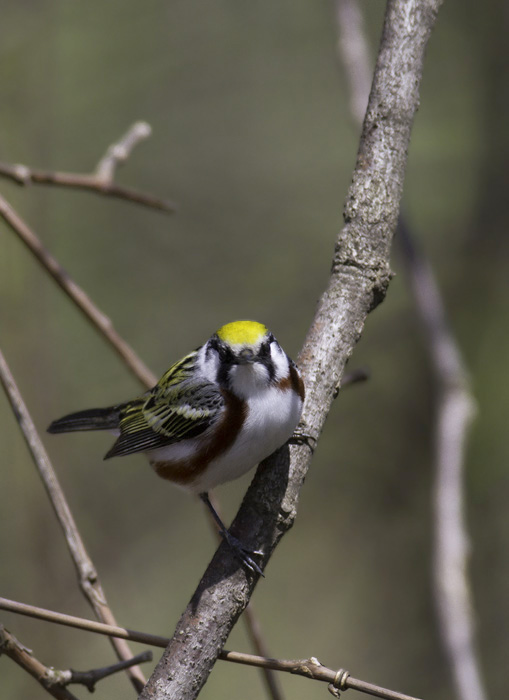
[104,352,224,459]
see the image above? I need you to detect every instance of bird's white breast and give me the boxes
[188,384,302,493]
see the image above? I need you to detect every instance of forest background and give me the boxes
[0,2,507,699]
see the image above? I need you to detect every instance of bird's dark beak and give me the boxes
[236,348,256,364]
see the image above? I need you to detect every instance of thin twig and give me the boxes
[0,165,176,213]
[0,624,150,696]
[242,605,285,700]
[0,597,422,700]
[66,651,152,692]
[0,193,157,388]
[95,121,152,183]
[0,122,176,213]
[334,367,370,397]
[0,625,79,700]
[0,350,146,693]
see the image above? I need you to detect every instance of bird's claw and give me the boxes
[288,430,316,451]
[222,530,265,577]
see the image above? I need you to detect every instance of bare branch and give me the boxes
[242,605,285,700]
[0,165,176,212]
[0,350,146,693]
[0,598,422,700]
[0,194,157,388]
[0,624,151,697]
[398,224,485,700]
[0,625,79,700]
[66,651,153,692]
[136,2,444,699]
[0,597,169,648]
[0,122,176,213]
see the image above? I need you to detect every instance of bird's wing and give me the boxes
[104,352,224,459]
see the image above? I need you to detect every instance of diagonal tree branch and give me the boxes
[139,1,444,699]
[0,349,146,693]
[0,193,157,388]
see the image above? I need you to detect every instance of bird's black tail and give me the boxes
[48,406,120,434]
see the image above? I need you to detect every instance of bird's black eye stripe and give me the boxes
[258,341,270,358]
[257,340,276,382]
[207,335,236,365]
[219,345,235,365]
[209,336,237,388]
[217,362,230,388]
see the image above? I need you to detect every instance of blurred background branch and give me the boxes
[335,0,372,126]
[398,224,484,700]
[335,3,486,699]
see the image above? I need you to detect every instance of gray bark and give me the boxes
[139,1,444,698]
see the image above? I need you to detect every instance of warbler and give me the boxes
[48,320,305,574]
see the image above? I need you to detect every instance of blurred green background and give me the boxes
[1,1,508,699]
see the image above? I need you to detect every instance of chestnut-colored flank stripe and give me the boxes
[152,390,247,486]
[278,364,305,402]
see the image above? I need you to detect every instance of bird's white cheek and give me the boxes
[198,345,220,382]
[270,343,290,382]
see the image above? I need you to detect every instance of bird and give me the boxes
[48,320,305,575]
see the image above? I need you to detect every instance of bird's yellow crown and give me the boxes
[216,320,268,346]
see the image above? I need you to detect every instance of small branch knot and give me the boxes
[13,164,31,184]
